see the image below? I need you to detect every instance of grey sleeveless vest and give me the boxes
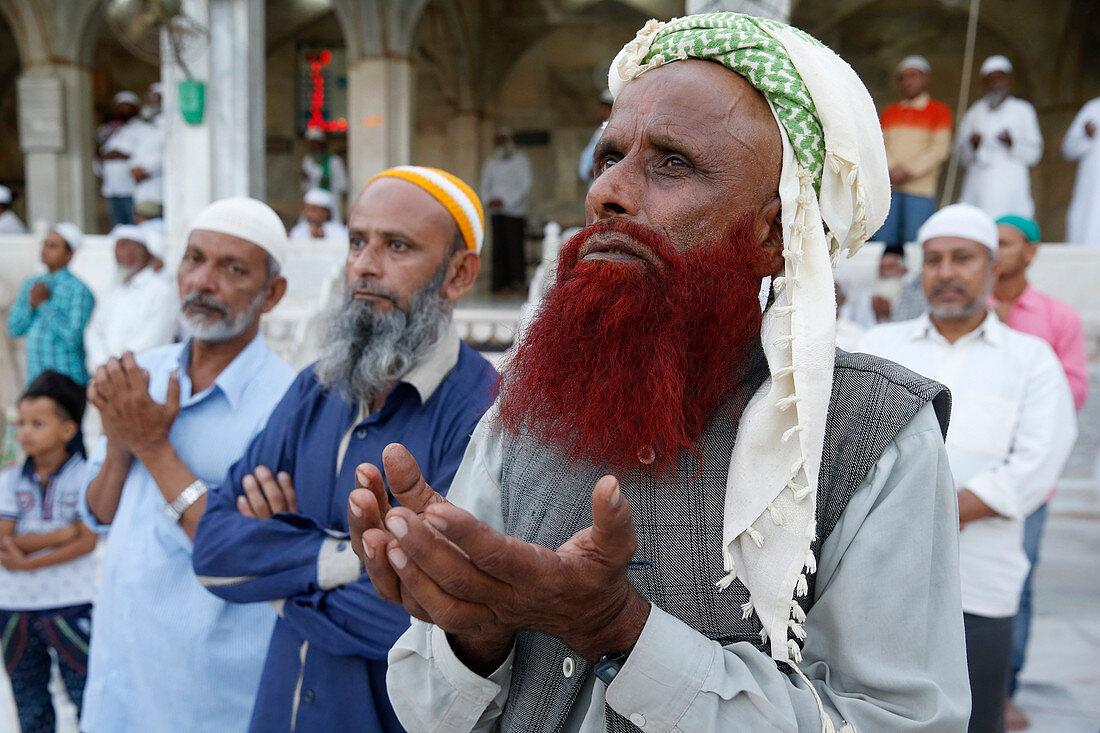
[495,349,949,733]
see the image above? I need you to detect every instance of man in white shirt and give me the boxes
[99,92,156,226]
[1062,96,1100,246]
[956,56,1043,219]
[288,188,348,241]
[481,127,532,293]
[0,185,27,234]
[84,224,178,371]
[860,203,1076,733]
[301,128,348,222]
[846,248,911,328]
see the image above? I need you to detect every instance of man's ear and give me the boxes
[260,275,289,314]
[754,194,784,278]
[442,250,481,302]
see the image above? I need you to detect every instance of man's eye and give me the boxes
[390,240,409,252]
[661,155,689,168]
[349,237,363,250]
[597,155,619,174]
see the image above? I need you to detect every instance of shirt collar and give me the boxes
[21,450,80,483]
[400,325,461,404]
[911,310,1002,345]
[899,92,930,109]
[176,332,273,410]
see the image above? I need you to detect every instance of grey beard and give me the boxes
[315,265,453,405]
[180,288,266,343]
[985,90,1008,108]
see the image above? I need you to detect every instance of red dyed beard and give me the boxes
[496,218,766,474]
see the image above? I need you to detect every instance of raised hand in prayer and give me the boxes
[350,444,651,673]
[1086,120,1096,138]
[131,166,149,182]
[29,281,51,308]
[237,466,297,519]
[88,351,180,457]
[997,129,1013,147]
[970,132,982,149]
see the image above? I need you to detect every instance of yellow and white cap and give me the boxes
[366,166,485,254]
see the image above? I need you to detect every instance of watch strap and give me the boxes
[163,479,208,522]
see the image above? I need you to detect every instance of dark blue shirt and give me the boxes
[193,334,497,733]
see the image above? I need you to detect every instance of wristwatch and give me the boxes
[594,646,634,685]
[163,479,208,522]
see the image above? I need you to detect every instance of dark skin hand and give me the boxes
[101,150,130,161]
[349,445,650,674]
[131,167,149,182]
[89,352,179,455]
[29,281,51,308]
[958,488,998,528]
[1085,121,1096,138]
[238,466,298,519]
[997,130,1012,147]
[970,132,982,149]
[871,294,892,321]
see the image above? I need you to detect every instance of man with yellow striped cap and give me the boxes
[192,166,497,732]
[360,12,970,733]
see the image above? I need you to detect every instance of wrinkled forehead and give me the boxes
[187,228,271,265]
[606,60,783,189]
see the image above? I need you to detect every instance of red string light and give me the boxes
[305,50,346,133]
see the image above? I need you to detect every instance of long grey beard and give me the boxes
[315,268,453,405]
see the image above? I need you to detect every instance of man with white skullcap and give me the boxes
[367,13,969,733]
[0,184,27,233]
[481,126,533,292]
[288,187,349,241]
[876,54,953,251]
[956,56,1043,219]
[84,224,178,371]
[192,168,497,732]
[98,91,157,225]
[861,203,1075,733]
[80,197,296,732]
[7,223,95,385]
[301,127,349,221]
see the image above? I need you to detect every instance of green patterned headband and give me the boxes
[628,13,826,191]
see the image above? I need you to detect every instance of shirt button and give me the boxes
[562,656,575,678]
[336,541,347,552]
[355,427,367,439]
[629,713,646,727]
[302,689,315,703]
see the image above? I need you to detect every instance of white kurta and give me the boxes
[860,313,1076,617]
[287,220,348,242]
[130,119,165,205]
[480,151,533,218]
[84,266,179,371]
[1063,97,1100,246]
[301,153,348,222]
[956,96,1043,218]
[0,210,26,234]
[100,118,156,198]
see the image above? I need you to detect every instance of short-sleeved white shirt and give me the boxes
[0,453,97,610]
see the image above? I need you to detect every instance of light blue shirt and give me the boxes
[79,334,295,733]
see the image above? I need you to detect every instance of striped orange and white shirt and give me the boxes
[880,93,953,198]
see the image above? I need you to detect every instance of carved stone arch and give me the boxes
[0,0,50,67]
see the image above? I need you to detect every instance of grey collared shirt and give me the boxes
[385,403,971,732]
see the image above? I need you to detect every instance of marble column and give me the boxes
[17,64,96,230]
[347,56,413,195]
[160,0,264,265]
[445,111,481,188]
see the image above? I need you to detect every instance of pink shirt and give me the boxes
[995,284,1089,411]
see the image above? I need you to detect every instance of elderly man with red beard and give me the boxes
[350,14,971,733]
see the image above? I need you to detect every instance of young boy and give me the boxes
[0,370,97,733]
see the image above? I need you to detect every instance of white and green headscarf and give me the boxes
[610,14,889,727]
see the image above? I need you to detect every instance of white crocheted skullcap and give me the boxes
[980,55,1013,77]
[110,224,147,248]
[114,91,140,106]
[187,197,289,267]
[897,55,930,74]
[304,127,325,142]
[917,203,998,254]
[303,188,336,211]
[51,223,84,252]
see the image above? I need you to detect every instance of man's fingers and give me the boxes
[253,466,287,515]
[240,474,272,520]
[382,443,445,513]
[361,528,402,603]
[237,495,257,519]
[348,488,384,568]
[165,371,181,414]
[385,537,498,632]
[587,475,637,566]
[276,471,297,513]
[354,463,391,519]
[421,503,545,587]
